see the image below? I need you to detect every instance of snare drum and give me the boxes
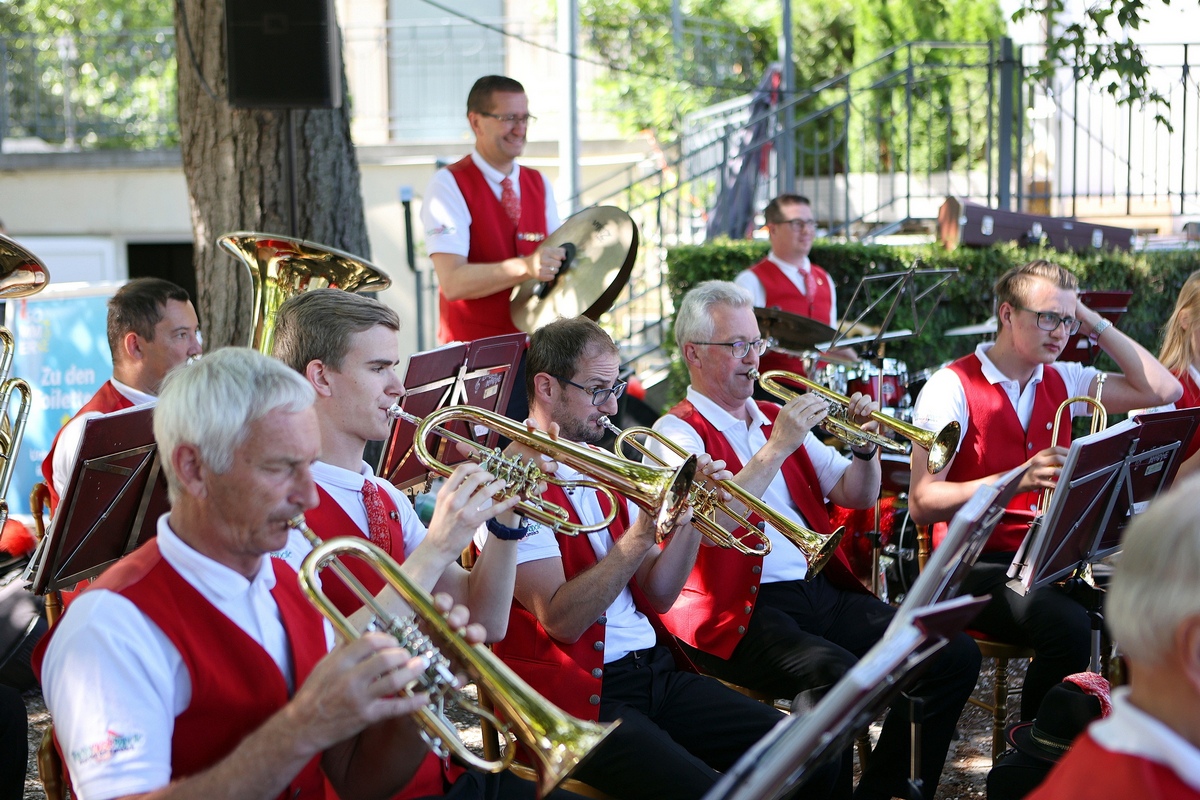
[846,359,908,408]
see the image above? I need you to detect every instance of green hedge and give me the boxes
[660,239,1200,406]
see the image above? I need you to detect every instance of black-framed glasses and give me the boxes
[478,112,537,126]
[1014,305,1082,335]
[554,376,628,406]
[776,218,817,232]
[692,338,773,358]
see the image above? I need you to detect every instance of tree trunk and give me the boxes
[173,0,369,349]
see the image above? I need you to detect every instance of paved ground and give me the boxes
[22,657,1027,799]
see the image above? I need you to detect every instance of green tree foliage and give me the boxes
[1,0,177,148]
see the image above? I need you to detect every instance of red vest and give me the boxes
[41,380,136,513]
[660,399,867,659]
[491,485,689,721]
[1174,368,1200,464]
[942,355,1070,553]
[752,257,834,377]
[438,157,547,344]
[304,483,465,799]
[34,540,328,800]
[1027,733,1200,800]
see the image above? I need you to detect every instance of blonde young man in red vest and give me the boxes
[652,280,980,800]
[422,75,567,345]
[271,289,584,800]
[1027,474,1200,800]
[476,317,836,800]
[909,259,1182,720]
[734,194,855,372]
[41,277,202,513]
[38,347,462,800]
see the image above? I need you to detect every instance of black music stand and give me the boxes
[377,332,527,493]
[29,405,167,597]
[1006,407,1198,669]
[823,264,958,597]
[703,469,1023,800]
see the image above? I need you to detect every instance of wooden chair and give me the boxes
[916,524,1032,763]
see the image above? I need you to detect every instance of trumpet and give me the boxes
[293,516,617,797]
[390,403,698,538]
[756,369,962,474]
[600,417,848,573]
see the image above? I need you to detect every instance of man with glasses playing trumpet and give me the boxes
[908,259,1182,721]
[37,347,467,800]
[650,280,980,800]
[477,316,836,800]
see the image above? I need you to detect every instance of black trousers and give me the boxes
[679,575,981,800]
[959,554,1094,720]
[571,645,837,800]
[0,686,25,800]
[422,769,587,800]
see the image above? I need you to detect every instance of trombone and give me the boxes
[756,369,962,474]
[293,516,617,797]
[390,403,697,538]
[598,417,848,576]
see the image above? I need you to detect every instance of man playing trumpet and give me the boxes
[478,316,836,800]
[37,348,454,800]
[651,280,981,800]
[909,259,1182,720]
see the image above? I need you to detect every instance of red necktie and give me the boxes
[500,176,521,225]
[361,479,393,553]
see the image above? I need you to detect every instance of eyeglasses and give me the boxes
[776,218,817,232]
[691,338,773,359]
[554,376,628,406]
[1014,306,1082,335]
[478,112,537,126]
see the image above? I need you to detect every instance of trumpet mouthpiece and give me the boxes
[747,368,760,381]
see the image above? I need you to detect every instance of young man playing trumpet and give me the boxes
[651,280,980,800]
[909,259,1182,720]
[477,316,836,800]
[272,289,579,800]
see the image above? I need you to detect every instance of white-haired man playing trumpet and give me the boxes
[37,348,453,800]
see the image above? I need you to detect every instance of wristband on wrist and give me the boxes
[851,445,878,460]
[486,516,531,541]
[1091,318,1113,339]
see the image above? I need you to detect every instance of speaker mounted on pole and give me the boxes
[224,0,342,109]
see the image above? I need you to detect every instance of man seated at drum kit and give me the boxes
[41,277,203,514]
[908,259,1182,721]
[36,348,471,800]
[1027,474,1200,800]
[734,193,856,371]
[476,316,836,800]
[648,280,980,800]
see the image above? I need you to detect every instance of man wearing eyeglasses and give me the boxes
[908,259,1181,721]
[422,75,566,346]
[476,316,836,800]
[734,194,855,372]
[650,280,981,800]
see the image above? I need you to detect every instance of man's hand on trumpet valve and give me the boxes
[844,390,881,432]
[772,392,832,451]
[1020,446,1069,494]
[693,453,734,504]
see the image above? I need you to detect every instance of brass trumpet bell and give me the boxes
[218,232,392,354]
[0,233,51,299]
[294,518,618,797]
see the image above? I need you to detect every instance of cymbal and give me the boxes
[945,316,996,336]
[511,206,638,333]
[754,307,837,350]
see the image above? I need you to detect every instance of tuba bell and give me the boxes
[0,233,50,529]
[218,232,392,354]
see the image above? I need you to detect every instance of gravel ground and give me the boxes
[21,657,1026,800]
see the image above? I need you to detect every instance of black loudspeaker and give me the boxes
[225,0,342,109]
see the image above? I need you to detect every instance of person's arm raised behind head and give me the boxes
[1075,301,1182,413]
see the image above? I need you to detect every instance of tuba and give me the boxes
[599,417,847,574]
[218,232,392,354]
[293,516,617,798]
[757,369,962,474]
[0,233,50,529]
[391,403,698,539]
